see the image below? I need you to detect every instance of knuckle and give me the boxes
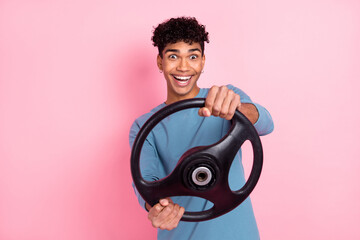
[228,111,235,117]
[226,115,233,120]
[170,209,176,217]
[172,209,179,217]
[205,101,213,108]
[212,106,220,112]
[180,207,185,213]
[154,205,161,212]
[220,86,228,92]
[164,206,172,214]
[162,208,169,215]
[220,110,227,116]
[152,221,160,228]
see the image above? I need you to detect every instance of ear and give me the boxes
[201,54,206,70]
[157,55,163,71]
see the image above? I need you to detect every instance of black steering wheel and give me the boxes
[131,98,263,222]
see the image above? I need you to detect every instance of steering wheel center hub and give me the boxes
[192,166,212,186]
[182,156,219,191]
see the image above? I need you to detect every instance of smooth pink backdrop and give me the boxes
[1,0,359,239]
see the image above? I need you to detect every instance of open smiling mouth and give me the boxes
[172,75,192,87]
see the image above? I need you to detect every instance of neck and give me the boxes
[165,86,200,105]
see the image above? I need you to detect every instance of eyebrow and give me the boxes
[164,48,202,54]
[189,48,201,53]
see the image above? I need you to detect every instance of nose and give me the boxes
[176,58,189,71]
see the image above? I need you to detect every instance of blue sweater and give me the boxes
[129,85,274,240]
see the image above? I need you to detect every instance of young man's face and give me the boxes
[157,41,205,104]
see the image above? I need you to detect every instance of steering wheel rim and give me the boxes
[131,98,263,222]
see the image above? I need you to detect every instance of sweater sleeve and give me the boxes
[227,84,274,136]
[129,120,162,210]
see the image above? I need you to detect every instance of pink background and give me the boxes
[1,0,359,239]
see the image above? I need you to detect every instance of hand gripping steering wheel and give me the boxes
[131,98,263,222]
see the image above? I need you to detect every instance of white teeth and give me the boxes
[173,75,191,81]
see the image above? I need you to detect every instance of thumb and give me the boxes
[159,198,170,206]
[199,107,210,117]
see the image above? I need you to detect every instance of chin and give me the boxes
[172,85,193,96]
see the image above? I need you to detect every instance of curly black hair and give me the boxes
[152,17,209,58]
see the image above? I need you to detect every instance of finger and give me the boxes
[212,86,228,116]
[148,202,165,222]
[154,202,175,226]
[166,205,185,230]
[159,204,182,230]
[219,90,234,118]
[226,94,240,120]
[205,86,219,115]
[152,197,173,226]
[148,198,172,226]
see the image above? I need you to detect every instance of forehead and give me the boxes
[163,41,202,54]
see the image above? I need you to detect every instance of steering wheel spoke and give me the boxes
[206,123,250,167]
[142,175,190,206]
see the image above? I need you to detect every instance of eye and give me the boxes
[190,55,198,60]
[169,54,177,59]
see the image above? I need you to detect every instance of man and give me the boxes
[129,17,274,239]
